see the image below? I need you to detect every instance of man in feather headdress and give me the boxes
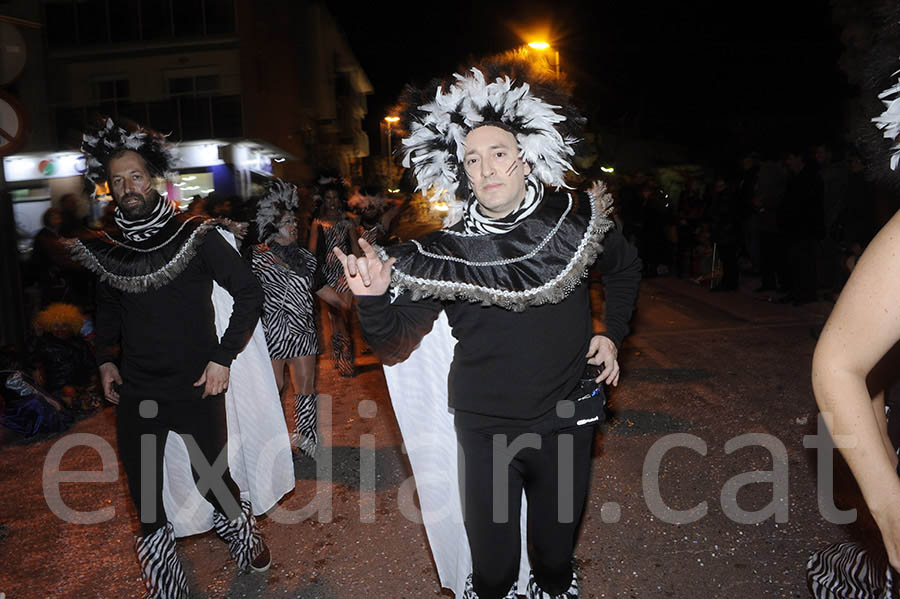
[68,118,279,598]
[335,59,642,599]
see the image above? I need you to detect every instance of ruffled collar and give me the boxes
[65,214,227,293]
[379,190,614,311]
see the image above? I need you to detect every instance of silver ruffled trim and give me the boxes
[66,219,221,293]
[381,189,614,312]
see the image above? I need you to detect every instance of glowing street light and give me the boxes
[384,116,400,186]
[527,40,559,78]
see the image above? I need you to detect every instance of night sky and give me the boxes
[330,0,850,169]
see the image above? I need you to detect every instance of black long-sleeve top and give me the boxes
[94,229,263,400]
[358,227,641,419]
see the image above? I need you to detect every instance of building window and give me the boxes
[204,0,236,35]
[75,0,109,45]
[165,71,239,139]
[172,0,204,38]
[168,74,220,97]
[45,2,77,48]
[108,0,141,43]
[93,77,130,117]
[44,0,236,48]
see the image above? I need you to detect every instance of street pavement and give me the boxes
[0,274,877,598]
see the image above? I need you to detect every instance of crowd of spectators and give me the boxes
[611,144,881,305]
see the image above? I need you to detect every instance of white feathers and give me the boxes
[81,119,175,194]
[402,68,576,205]
[874,70,900,170]
[123,134,144,150]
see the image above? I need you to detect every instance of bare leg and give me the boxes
[270,359,287,397]
[288,355,317,395]
[328,296,355,377]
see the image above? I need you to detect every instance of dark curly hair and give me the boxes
[81,117,174,195]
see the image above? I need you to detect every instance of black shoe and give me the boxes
[251,541,271,573]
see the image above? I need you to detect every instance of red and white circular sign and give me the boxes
[0,89,28,156]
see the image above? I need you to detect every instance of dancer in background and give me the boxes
[251,178,348,458]
[308,172,359,377]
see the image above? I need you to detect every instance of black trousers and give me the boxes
[456,417,596,599]
[116,393,242,535]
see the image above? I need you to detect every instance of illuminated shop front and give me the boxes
[4,139,292,257]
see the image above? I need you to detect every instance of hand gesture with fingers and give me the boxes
[333,238,396,296]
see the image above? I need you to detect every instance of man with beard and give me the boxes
[68,118,271,599]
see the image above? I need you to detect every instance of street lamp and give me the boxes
[527,41,559,78]
[384,116,399,187]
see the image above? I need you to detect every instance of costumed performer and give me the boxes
[334,58,642,599]
[251,177,349,458]
[66,117,292,599]
[308,171,360,377]
[807,58,900,599]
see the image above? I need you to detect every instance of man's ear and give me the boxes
[523,161,532,176]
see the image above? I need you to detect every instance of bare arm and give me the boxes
[307,221,320,253]
[316,284,350,311]
[871,391,898,470]
[812,210,900,568]
[348,219,362,257]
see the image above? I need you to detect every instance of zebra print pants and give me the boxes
[293,393,319,458]
[134,521,189,599]
[807,541,897,598]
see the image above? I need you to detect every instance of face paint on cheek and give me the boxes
[505,161,520,176]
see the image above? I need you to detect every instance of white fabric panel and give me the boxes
[382,311,529,596]
[161,230,294,538]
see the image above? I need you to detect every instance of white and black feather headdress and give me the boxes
[398,57,584,212]
[256,178,299,242]
[873,64,900,170]
[81,117,175,195]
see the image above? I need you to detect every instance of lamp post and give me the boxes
[384,116,399,188]
[527,41,559,78]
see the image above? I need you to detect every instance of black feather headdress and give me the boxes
[81,117,175,196]
[256,178,300,243]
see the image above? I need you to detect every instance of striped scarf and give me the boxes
[460,176,544,235]
[114,196,176,242]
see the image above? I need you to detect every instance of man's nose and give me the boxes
[480,158,495,177]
